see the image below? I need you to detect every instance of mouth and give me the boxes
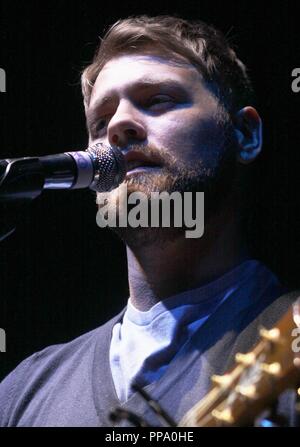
[124,151,163,175]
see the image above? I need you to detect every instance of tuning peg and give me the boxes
[259,327,281,342]
[235,384,258,399]
[293,357,300,369]
[211,374,232,387]
[211,407,235,424]
[260,362,282,376]
[235,352,255,366]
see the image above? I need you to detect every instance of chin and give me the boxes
[111,225,186,249]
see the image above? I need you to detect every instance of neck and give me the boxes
[126,203,249,311]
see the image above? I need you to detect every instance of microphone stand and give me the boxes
[0,158,45,242]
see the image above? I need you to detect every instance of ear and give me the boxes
[233,106,263,164]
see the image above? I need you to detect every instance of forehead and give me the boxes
[89,54,204,106]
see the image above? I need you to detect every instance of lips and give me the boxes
[124,150,162,172]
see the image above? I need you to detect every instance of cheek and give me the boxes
[150,113,225,165]
[150,114,199,151]
[195,118,226,150]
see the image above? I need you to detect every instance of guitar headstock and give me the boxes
[180,298,300,427]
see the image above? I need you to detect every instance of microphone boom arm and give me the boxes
[0,144,126,241]
[0,157,46,202]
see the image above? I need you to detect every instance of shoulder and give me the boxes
[0,310,124,426]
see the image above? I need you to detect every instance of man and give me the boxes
[0,15,298,427]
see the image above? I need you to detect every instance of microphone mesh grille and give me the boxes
[86,143,126,192]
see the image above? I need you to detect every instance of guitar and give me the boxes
[179,297,300,427]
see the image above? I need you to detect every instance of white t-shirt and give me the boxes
[109,260,281,402]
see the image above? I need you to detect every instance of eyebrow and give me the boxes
[86,78,188,129]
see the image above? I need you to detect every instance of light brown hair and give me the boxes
[81,15,255,113]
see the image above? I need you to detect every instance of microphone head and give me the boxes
[86,143,126,192]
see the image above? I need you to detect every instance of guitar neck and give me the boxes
[179,302,300,427]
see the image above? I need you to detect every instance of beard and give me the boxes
[96,120,239,249]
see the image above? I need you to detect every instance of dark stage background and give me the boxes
[0,0,299,381]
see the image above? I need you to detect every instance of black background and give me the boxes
[0,0,299,381]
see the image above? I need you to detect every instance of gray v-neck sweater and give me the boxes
[0,264,298,427]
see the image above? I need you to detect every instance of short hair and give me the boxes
[81,15,255,113]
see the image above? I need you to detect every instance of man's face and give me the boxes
[86,54,237,245]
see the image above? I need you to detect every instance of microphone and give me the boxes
[0,143,127,202]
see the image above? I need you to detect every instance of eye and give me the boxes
[93,117,108,135]
[146,95,174,109]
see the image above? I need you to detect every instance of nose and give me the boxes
[107,100,147,147]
